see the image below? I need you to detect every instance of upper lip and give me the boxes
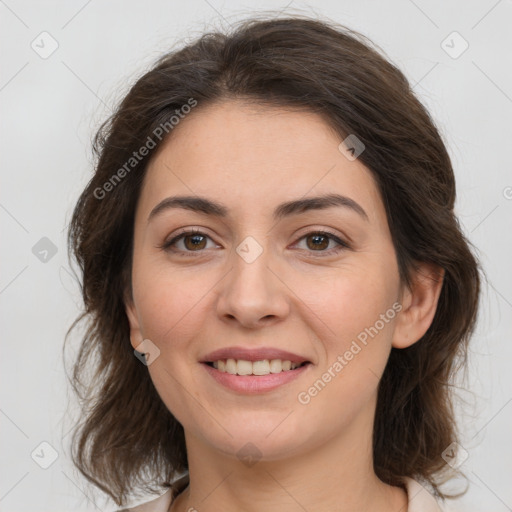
[201,346,311,364]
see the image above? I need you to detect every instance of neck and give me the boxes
[171,404,408,512]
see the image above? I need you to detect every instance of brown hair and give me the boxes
[65,13,481,507]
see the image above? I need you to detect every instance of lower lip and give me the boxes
[202,363,311,393]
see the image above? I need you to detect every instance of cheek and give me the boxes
[131,264,213,423]
[293,278,398,431]
[301,261,399,342]
[132,260,209,345]
[296,259,400,388]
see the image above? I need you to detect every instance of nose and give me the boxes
[215,242,290,329]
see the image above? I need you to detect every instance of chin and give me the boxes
[189,410,319,462]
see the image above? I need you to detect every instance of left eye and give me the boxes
[160,229,349,255]
[294,231,349,254]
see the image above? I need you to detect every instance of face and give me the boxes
[126,99,406,462]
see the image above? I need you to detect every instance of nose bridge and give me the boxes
[231,233,275,301]
[216,233,289,326]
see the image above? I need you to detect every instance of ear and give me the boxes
[125,296,143,351]
[392,262,445,349]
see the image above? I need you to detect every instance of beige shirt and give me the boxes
[119,476,444,512]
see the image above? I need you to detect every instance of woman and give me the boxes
[66,14,480,512]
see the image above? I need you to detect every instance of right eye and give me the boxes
[159,228,219,255]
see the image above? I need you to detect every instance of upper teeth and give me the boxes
[212,359,303,375]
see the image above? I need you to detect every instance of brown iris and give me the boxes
[183,234,207,250]
[306,233,329,251]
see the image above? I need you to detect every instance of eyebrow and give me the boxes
[147,193,369,223]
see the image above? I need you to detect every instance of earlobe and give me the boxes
[392,262,445,349]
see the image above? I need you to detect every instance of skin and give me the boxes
[125,99,444,512]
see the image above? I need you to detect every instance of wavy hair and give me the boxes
[65,13,481,507]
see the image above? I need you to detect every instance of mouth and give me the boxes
[200,347,313,393]
[202,360,312,393]
[203,358,311,376]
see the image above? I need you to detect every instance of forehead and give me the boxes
[137,100,384,225]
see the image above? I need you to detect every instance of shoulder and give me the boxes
[403,477,446,512]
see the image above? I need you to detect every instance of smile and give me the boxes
[202,359,312,394]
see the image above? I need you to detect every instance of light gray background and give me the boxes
[1,1,511,511]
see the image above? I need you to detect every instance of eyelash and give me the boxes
[158,228,350,257]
